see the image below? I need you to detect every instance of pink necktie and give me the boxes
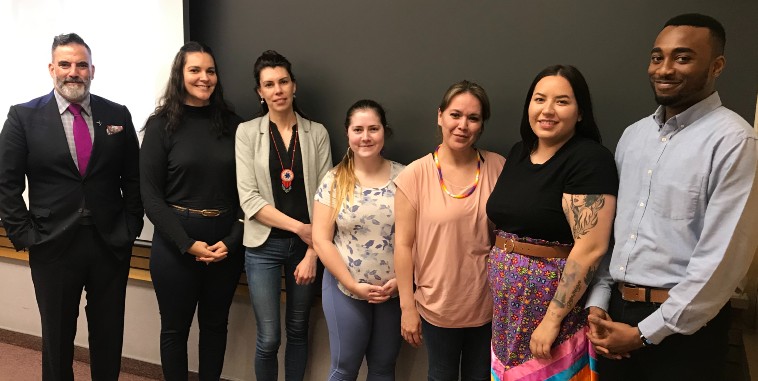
[68,103,92,176]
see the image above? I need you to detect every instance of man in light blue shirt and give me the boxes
[586,13,758,380]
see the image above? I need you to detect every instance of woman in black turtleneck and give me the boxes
[140,41,243,381]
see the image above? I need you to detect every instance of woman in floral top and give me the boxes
[312,99,405,380]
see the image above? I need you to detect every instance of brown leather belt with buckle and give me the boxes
[170,204,224,217]
[494,236,571,258]
[618,283,669,303]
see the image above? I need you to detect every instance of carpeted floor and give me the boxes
[0,342,157,381]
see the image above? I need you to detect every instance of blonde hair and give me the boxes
[329,148,357,221]
[328,99,391,221]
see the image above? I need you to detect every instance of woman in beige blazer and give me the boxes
[235,50,332,381]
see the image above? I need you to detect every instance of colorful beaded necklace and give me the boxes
[433,144,480,199]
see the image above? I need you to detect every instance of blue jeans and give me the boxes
[245,237,317,381]
[322,270,402,381]
[420,317,491,381]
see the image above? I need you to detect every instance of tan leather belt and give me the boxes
[170,204,224,217]
[494,236,571,258]
[618,283,669,303]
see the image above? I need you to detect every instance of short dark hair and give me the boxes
[52,33,91,55]
[519,65,601,158]
[664,13,726,56]
[253,50,308,119]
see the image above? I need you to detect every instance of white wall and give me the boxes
[0,257,429,380]
[1,0,186,241]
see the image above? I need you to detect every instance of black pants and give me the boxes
[597,286,731,381]
[420,317,491,381]
[150,211,244,381]
[29,224,130,381]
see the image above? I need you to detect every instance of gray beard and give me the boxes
[57,81,90,103]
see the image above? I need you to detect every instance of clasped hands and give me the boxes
[189,240,228,263]
[586,306,644,359]
[528,307,644,360]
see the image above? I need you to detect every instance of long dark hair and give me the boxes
[148,41,232,136]
[519,65,601,157]
[253,50,309,119]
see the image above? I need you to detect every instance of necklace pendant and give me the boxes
[281,169,294,193]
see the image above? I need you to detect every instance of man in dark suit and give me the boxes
[0,33,143,381]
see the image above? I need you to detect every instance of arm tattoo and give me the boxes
[550,260,593,311]
[584,264,598,286]
[551,260,579,309]
[564,194,606,240]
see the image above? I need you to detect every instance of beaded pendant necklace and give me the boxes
[270,125,298,193]
[433,144,480,199]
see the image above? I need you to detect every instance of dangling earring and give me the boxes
[260,99,265,105]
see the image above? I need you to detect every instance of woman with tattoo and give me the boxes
[486,65,618,380]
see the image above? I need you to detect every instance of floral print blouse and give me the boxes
[314,160,405,299]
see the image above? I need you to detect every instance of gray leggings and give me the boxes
[322,270,402,381]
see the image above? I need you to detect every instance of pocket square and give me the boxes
[106,125,124,135]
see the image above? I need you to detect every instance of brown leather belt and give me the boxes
[494,236,571,258]
[170,204,225,217]
[618,283,669,303]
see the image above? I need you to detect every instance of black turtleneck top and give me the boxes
[140,105,244,253]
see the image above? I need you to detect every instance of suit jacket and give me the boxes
[0,91,143,260]
[235,112,332,248]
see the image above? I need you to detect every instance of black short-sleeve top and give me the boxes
[486,135,618,244]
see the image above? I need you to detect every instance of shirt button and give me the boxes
[619,266,625,271]
[630,234,636,239]
[640,202,645,207]
[647,169,652,175]
[661,137,668,142]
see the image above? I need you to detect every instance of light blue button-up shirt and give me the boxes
[587,92,758,344]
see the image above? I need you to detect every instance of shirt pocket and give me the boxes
[650,171,706,220]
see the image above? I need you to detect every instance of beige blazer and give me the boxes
[235,113,332,248]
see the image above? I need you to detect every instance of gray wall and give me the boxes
[189,1,757,163]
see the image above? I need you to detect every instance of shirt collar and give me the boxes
[53,89,92,116]
[651,92,722,134]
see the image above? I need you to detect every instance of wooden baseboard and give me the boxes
[0,227,255,294]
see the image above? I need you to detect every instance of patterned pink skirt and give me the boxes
[488,231,597,381]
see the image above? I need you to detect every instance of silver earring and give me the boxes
[260,99,264,105]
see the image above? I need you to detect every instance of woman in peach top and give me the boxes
[393,80,505,381]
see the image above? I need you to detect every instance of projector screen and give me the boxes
[1,0,186,241]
